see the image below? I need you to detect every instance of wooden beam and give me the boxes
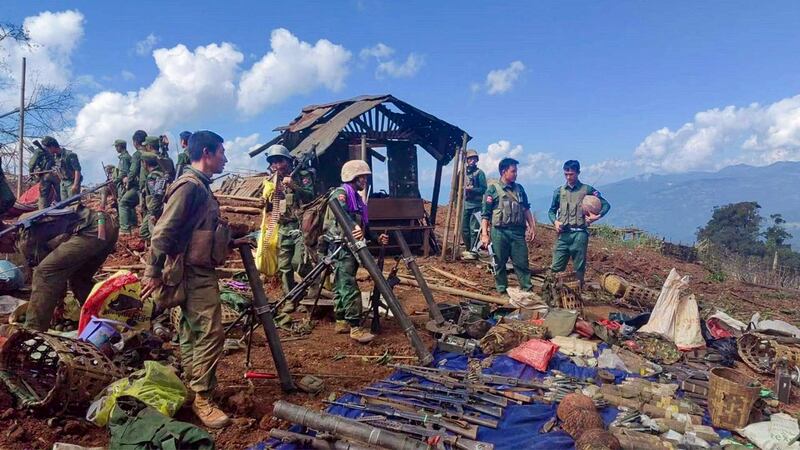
[429,160,443,226]
[396,276,509,306]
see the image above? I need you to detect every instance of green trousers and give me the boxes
[278,223,307,296]
[37,175,60,209]
[25,230,119,331]
[333,249,361,326]
[119,187,139,232]
[178,265,224,394]
[490,226,532,294]
[140,213,153,240]
[59,181,77,202]
[461,205,481,253]
[550,230,589,282]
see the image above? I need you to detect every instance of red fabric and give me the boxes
[78,272,140,333]
[706,318,734,339]
[598,319,621,330]
[508,339,559,372]
[18,183,43,205]
[575,320,594,338]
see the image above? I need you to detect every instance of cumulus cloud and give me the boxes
[237,29,351,116]
[120,70,135,81]
[134,33,159,56]
[634,95,800,173]
[224,133,264,173]
[477,61,525,95]
[361,43,423,79]
[478,140,562,181]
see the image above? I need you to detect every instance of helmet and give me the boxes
[465,149,479,160]
[341,160,371,182]
[266,144,293,163]
[41,136,60,148]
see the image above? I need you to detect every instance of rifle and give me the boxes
[390,364,545,401]
[364,385,503,418]
[0,180,113,239]
[383,379,509,408]
[358,417,495,450]
[269,243,342,314]
[101,161,118,209]
[487,243,498,275]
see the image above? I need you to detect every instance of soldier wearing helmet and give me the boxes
[322,159,389,344]
[461,149,487,260]
[264,144,316,310]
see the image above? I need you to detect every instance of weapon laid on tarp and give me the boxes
[383,379,509,408]
[327,197,433,366]
[357,417,495,450]
[272,400,429,450]
[363,385,503,418]
[269,429,381,450]
[238,245,295,392]
[0,180,113,239]
[390,364,541,403]
[392,230,461,337]
[392,363,548,390]
[325,400,479,440]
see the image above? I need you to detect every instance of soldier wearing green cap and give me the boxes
[40,136,82,200]
[121,130,147,233]
[29,137,58,209]
[461,149,486,260]
[139,152,168,241]
[176,131,192,176]
[113,139,136,232]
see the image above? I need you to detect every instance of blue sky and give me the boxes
[4,1,800,198]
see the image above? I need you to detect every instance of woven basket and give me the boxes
[562,408,604,440]
[576,429,621,450]
[0,327,124,413]
[600,273,628,297]
[557,393,595,421]
[708,367,760,429]
[738,332,800,374]
[620,284,660,308]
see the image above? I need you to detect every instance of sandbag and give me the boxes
[674,294,704,350]
[637,268,688,337]
[79,271,152,335]
[255,179,279,276]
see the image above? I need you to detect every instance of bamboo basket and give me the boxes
[707,367,760,429]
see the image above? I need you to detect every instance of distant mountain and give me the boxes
[533,161,800,247]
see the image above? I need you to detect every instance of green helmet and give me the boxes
[266,144,293,163]
[466,149,479,159]
[341,160,371,182]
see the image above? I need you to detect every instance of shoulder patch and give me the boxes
[593,190,601,197]
[337,193,346,202]
[485,195,493,203]
[302,177,311,185]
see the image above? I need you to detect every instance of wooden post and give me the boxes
[16,57,26,197]
[360,134,368,203]
[429,160,443,226]
[440,135,465,260]
[451,139,468,259]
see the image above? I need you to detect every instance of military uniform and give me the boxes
[482,180,533,294]
[268,169,315,295]
[140,159,168,241]
[461,164,487,255]
[53,148,82,201]
[114,141,136,232]
[322,185,372,327]
[121,147,142,232]
[146,166,231,395]
[548,181,610,283]
[139,137,162,217]
[0,164,16,216]
[28,145,58,209]
[23,206,119,331]
[175,150,191,177]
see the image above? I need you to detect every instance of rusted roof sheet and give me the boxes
[290,97,387,157]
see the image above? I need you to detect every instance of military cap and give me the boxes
[143,135,161,147]
[113,139,126,147]
[41,136,60,148]
[140,152,159,163]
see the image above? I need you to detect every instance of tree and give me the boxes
[764,213,792,250]
[697,201,765,257]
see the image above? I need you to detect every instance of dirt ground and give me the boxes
[0,199,798,449]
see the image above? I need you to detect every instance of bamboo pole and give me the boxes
[451,141,468,260]
[16,57,26,197]
[440,134,466,260]
[426,265,479,288]
[396,276,508,306]
[220,205,262,215]
[216,194,264,203]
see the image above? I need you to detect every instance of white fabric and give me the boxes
[740,413,800,450]
[637,268,704,350]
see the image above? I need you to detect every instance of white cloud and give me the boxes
[360,43,394,60]
[634,95,800,173]
[361,43,423,79]
[475,61,525,95]
[478,140,562,181]
[237,28,351,116]
[224,133,264,173]
[134,33,159,56]
[120,70,135,81]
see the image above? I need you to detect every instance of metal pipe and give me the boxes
[392,230,444,324]
[17,57,26,197]
[272,401,429,450]
[269,429,381,450]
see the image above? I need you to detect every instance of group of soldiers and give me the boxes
[460,153,610,295]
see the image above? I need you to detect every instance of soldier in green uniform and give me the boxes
[548,160,610,285]
[480,157,536,295]
[321,160,389,344]
[0,163,16,217]
[175,131,192,177]
[114,139,135,233]
[121,130,147,234]
[461,149,487,260]
[21,205,119,331]
[142,130,245,429]
[139,153,168,242]
[156,135,177,182]
[138,134,161,225]
[41,136,82,201]
[29,137,58,208]
[263,144,315,312]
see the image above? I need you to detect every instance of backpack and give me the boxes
[300,188,333,263]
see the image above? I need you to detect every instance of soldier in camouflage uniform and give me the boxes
[120,130,147,233]
[480,157,536,295]
[29,137,58,208]
[461,149,487,260]
[114,139,135,232]
[138,135,161,229]
[322,160,389,344]
[263,144,315,313]
[139,152,168,242]
[41,136,82,202]
[175,131,192,177]
[548,160,610,285]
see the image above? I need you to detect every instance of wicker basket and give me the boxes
[562,408,604,440]
[557,393,595,421]
[0,327,124,413]
[620,284,660,308]
[576,429,621,450]
[600,273,628,297]
[707,367,760,429]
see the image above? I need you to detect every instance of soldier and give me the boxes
[461,149,486,260]
[21,205,119,331]
[142,130,244,429]
[114,139,135,233]
[138,134,161,225]
[156,134,177,181]
[175,131,192,177]
[262,145,315,312]
[29,137,58,208]
[0,163,16,217]
[322,160,389,344]
[480,157,536,295]
[139,153,168,242]
[548,160,610,285]
[121,130,147,233]
[41,136,82,201]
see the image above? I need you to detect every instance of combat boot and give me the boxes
[280,302,296,314]
[334,320,350,334]
[350,326,375,344]
[461,250,478,260]
[192,394,231,429]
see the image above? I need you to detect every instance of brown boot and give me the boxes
[350,326,375,344]
[334,320,350,334]
[192,394,231,429]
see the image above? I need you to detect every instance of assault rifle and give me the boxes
[358,417,495,450]
[0,180,113,239]
[363,385,503,418]
[383,379,509,408]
